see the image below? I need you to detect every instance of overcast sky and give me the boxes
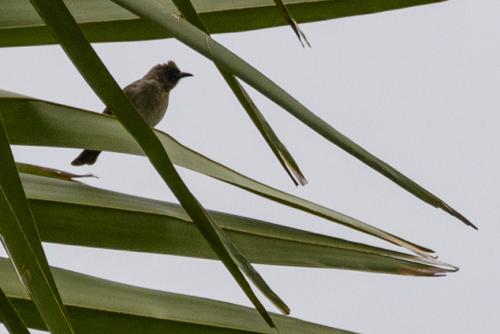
[1,1,499,333]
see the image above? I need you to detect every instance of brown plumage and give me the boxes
[72,61,192,166]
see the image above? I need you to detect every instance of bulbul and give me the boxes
[72,61,193,166]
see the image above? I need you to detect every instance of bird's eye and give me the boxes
[165,68,180,78]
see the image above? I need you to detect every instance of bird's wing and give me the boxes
[122,79,146,102]
[101,79,143,116]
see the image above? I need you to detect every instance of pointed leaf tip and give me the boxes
[278,150,308,186]
[170,0,307,187]
[441,203,477,229]
[272,0,311,48]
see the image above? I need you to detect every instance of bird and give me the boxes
[71,61,193,166]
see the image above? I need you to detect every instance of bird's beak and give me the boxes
[178,72,193,79]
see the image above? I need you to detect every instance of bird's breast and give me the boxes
[129,82,170,127]
[141,91,169,127]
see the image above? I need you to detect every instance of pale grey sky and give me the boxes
[1,1,499,333]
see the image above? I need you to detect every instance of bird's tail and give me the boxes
[71,150,101,166]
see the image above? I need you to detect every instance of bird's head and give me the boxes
[147,61,193,90]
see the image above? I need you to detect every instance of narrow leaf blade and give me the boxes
[220,69,308,186]
[0,287,30,334]
[0,257,355,334]
[29,0,286,326]
[111,0,474,229]
[0,0,447,47]
[0,93,434,256]
[21,172,456,276]
[0,118,75,334]
[272,0,311,47]
[172,0,307,186]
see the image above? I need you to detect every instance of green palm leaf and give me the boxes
[0,90,432,256]
[0,287,30,334]
[17,171,455,276]
[111,0,474,230]
[0,1,463,333]
[0,0,446,47]
[0,119,75,333]
[172,0,307,186]
[28,0,286,326]
[0,257,355,334]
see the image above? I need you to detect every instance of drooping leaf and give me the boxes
[111,0,475,230]
[28,0,286,326]
[0,257,355,334]
[0,118,75,333]
[0,0,447,47]
[172,0,307,186]
[0,91,434,256]
[18,172,456,276]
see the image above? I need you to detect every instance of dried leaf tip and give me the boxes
[272,0,311,48]
[16,163,97,181]
[282,158,308,186]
